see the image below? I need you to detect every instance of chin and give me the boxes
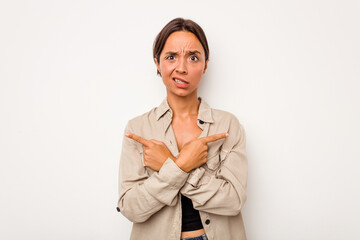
[169,88,196,98]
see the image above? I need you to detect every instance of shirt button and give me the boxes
[205,219,210,225]
[116,207,120,212]
[199,120,204,124]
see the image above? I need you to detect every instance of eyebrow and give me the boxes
[164,50,201,55]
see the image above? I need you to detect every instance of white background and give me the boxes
[1,0,359,239]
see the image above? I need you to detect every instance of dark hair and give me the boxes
[153,17,210,75]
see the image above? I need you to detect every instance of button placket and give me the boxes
[199,211,213,238]
[168,124,180,157]
[197,119,205,131]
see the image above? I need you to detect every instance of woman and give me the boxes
[117,18,248,240]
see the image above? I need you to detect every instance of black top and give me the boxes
[181,194,204,231]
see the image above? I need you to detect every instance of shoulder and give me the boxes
[124,106,158,132]
[212,108,237,121]
[211,108,246,145]
[212,108,244,130]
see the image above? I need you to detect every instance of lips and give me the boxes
[172,77,190,88]
[172,77,189,84]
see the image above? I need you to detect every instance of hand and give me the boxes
[176,132,229,173]
[125,132,176,171]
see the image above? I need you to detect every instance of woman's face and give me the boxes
[155,31,209,98]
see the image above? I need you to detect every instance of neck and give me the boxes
[166,91,200,119]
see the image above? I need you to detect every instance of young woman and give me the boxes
[117,18,248,240]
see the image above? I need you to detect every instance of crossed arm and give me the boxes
[124,126,228,173]
[117,118,247,222]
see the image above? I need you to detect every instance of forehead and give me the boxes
[162,31,204,54]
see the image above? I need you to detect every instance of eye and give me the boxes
[190,55,199,61]
[166,55,175,60]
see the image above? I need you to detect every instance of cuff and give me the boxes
[157,157,190,188]
[142,158,190,205]
[186,167,206,188]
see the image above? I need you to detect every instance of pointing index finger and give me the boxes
[201,132,229,143]
[125,132,150,146]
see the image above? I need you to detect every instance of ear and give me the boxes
[154,58,161,74]
[203,59,209,74]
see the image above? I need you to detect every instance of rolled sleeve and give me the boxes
[144,157,189,204]
[186,167,206,187]
[180,118,248,216]
[117,121,188,223]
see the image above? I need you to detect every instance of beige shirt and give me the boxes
[117,96,248,240]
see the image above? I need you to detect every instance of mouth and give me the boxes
[172,77,190,89]
[172,77,189,84]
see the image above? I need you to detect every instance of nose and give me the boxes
[175,57,188,74]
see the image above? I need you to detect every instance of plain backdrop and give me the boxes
[1,0,359,239]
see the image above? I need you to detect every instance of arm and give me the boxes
[180,117,247,216]
[117,120,190,223]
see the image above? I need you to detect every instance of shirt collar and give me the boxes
[155,96,214,123]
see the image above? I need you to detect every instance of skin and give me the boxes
[155,31,208,100]
[125,132,228,172]
[125,30,229,238]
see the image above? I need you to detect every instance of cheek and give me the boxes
[190,65,205,76]
[160,62,174,75]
